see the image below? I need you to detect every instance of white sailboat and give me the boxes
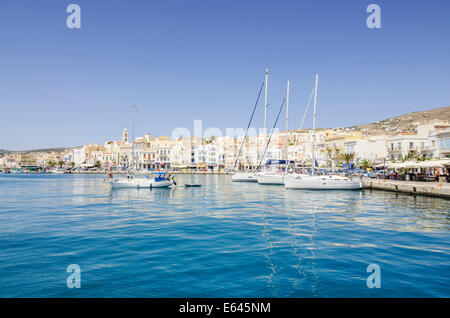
[257,80,290,185]
[284,74,364,190]
[284,174,364,190]
[231,172,258,182]
[232,69,269,183]
[256,169,285,185]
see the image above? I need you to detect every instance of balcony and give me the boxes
[388,146,402,152]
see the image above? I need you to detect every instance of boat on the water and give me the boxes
[108,172,173,189]
[257,80,291,186]
[256,170,285,185]
[184,184,201,188]
[232,69,267,183]
[49,168,66,174]
[284,174,364,190]
[232,172,258,182]
[283,74,365,191]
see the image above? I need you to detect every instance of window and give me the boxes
[440,138,450,149]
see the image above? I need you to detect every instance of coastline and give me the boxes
[364,177,450,199]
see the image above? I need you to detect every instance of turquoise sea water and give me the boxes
[0,173,449,297]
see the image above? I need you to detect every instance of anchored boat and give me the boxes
[232,172,258,182]
[284,174,364,190]
[283,74,365,190]
[108,172,173,189]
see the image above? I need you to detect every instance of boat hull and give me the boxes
[284,175,364,190]
[232,173,258,182]
[257,174,284,185]
[110,179,172,189]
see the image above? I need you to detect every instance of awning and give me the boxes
[386,160,448,169]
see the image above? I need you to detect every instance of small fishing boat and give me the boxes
[109,172,172,189]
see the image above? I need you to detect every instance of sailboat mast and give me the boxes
[285,80,289,171]
[131,104,136,170]
[311,74,318,171]
[264,68,269,140]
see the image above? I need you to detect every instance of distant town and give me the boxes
[1,107,449,173]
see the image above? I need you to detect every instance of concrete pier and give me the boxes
[364,178,450,199]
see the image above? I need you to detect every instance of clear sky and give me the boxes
[1,0,449,150]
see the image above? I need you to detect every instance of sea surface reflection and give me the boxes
[0,174,449,297]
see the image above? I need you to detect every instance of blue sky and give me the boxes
[0,0,449,150]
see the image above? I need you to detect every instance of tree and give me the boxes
[48,161,56,168]
[69,162,75,168]
[94,160,101,169]
[359,159,371,171]
[400,153,413,162]
[57,160,65,168]
[337,152,356,169]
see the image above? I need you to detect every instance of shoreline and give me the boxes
[2,172,449,199]
[364,178,450,199]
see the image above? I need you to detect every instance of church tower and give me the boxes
[121,128,128,143]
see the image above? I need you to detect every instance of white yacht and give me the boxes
[284,174,364,190]
[284,74,365,191]
[256,170,284,185]
[232,172,258,182]
[257,80,291,186]
[232,69,268,183]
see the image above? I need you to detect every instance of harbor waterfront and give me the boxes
[0,173,449,297]
[366,179,450,199]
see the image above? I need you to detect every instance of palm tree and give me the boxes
[337,152,356,169]
[48,161,56,168]
[400,153,413,162]
[359,159,371,171]
[57,160,65,168]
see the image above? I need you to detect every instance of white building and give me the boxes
[73,147,86,166]
[344,136,387,163]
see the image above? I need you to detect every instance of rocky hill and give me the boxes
[0,147,74,156]
[351,106,450,135]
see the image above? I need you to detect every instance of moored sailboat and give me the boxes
[284,74,365,190]
[257,80,291,185]
[232,69,268,183]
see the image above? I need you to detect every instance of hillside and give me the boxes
[0,147,74,156]
[352,106,450,135]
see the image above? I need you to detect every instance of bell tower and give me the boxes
[122,128,128,143]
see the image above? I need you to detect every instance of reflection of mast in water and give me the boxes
[286,209,308,291]
[286,204,319,296]
[261,193,280,297]
[309,208,319,296]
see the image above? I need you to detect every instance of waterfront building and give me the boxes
[386,122,450,160]
[344,136,387,163]
[428,124,450,159]
[73,147,87,166]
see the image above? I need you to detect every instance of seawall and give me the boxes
[364,178,450,199]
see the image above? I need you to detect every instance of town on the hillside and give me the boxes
[1,119,449,173]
